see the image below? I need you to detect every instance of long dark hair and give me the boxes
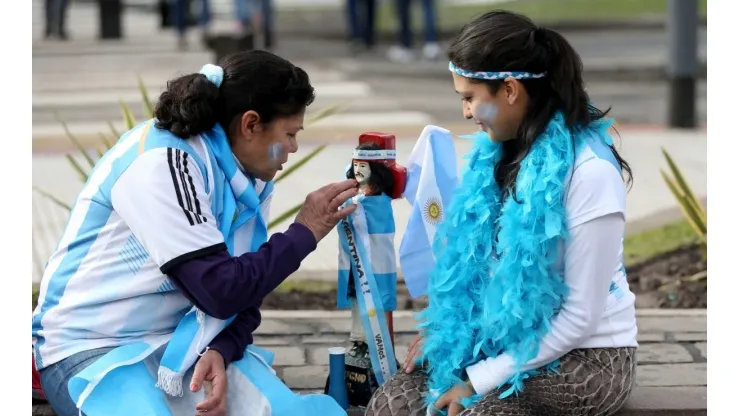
[154,50,315,139]
[345,142,395,197]
[448,11,632,199]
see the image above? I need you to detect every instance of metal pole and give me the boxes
[667,0,698,128]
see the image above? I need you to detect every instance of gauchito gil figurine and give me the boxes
[326,133,407,407]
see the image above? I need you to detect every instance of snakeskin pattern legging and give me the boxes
[366,347,636,416]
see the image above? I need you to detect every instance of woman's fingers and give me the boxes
[405,334,422,373]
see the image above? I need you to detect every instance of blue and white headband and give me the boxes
[199,64,224,87]
[449,61,546,81]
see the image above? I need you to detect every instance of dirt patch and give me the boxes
[262,244,706,310]
[627,244,707,309]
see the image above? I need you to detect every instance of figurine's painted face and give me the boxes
[353,160,372,185]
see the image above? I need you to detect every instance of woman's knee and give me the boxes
[366,370,429,416]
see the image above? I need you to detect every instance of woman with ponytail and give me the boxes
[367,11,636,416]
[32,50,355,416]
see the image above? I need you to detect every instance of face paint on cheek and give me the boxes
[473,102,499,129]
[268,143,283,162]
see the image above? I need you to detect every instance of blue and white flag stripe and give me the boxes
[400,125,459,299]
[337,195,397,311]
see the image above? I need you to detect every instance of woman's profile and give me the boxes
[367,10,637,416]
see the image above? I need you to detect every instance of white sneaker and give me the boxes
[422,42,443,61]
[387,46,415,63]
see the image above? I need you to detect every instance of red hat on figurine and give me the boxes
[352,132,408,199]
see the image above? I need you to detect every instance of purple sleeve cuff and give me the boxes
[208,340,241,367]
[208,307,261,365]
[284,222,317,259]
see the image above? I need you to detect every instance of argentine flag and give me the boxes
[399,125,459,298]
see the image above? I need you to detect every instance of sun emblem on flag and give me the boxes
[423,197,443,225]
[367,309,376,317]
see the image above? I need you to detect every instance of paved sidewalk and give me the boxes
[258,309,707,415]
[29,309,708,415]
[31,128,707,283]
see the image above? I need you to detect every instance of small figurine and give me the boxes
[328,133,407,407]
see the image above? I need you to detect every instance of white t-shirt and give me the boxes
[465,134,638,395]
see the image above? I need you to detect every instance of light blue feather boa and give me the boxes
[418,113,613,407]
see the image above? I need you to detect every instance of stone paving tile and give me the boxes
[271,346,307,367]
[637,344,693,363]
[302,334,348,345]
[636,332,665,342]
[254,320,314,335]
[695,342,707,359]
[674,332,708,342]
[252,335,296,346]
[282,365,329,389]
[637,317,707,333]
[621,386,707,413]
[306,346,330,366]
[315,318,352,333]
[637,363,707,387]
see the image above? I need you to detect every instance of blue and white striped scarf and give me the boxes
[154,122,273,395]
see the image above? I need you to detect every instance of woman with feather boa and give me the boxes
[367,10,638,416]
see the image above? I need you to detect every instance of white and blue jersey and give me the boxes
[31,121,270,370]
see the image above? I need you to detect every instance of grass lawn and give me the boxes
[623,219,697,267]
[31,220,698,308]
[372,0,708,34]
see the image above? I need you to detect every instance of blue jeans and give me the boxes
[172,0,211,35]
[235,0,255,25]
[39,348,113,416]
[347,0,376,47]
[44,0,69,35]
[395,0,438,47]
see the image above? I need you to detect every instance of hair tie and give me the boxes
[199,64,224,88]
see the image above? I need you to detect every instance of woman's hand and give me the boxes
[432,383,474,416]
[191,349,228,416]
[404,333,424,373]
[295,179,359,242]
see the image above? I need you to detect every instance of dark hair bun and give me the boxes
[154,73,221,138]
[153,51,315,140]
